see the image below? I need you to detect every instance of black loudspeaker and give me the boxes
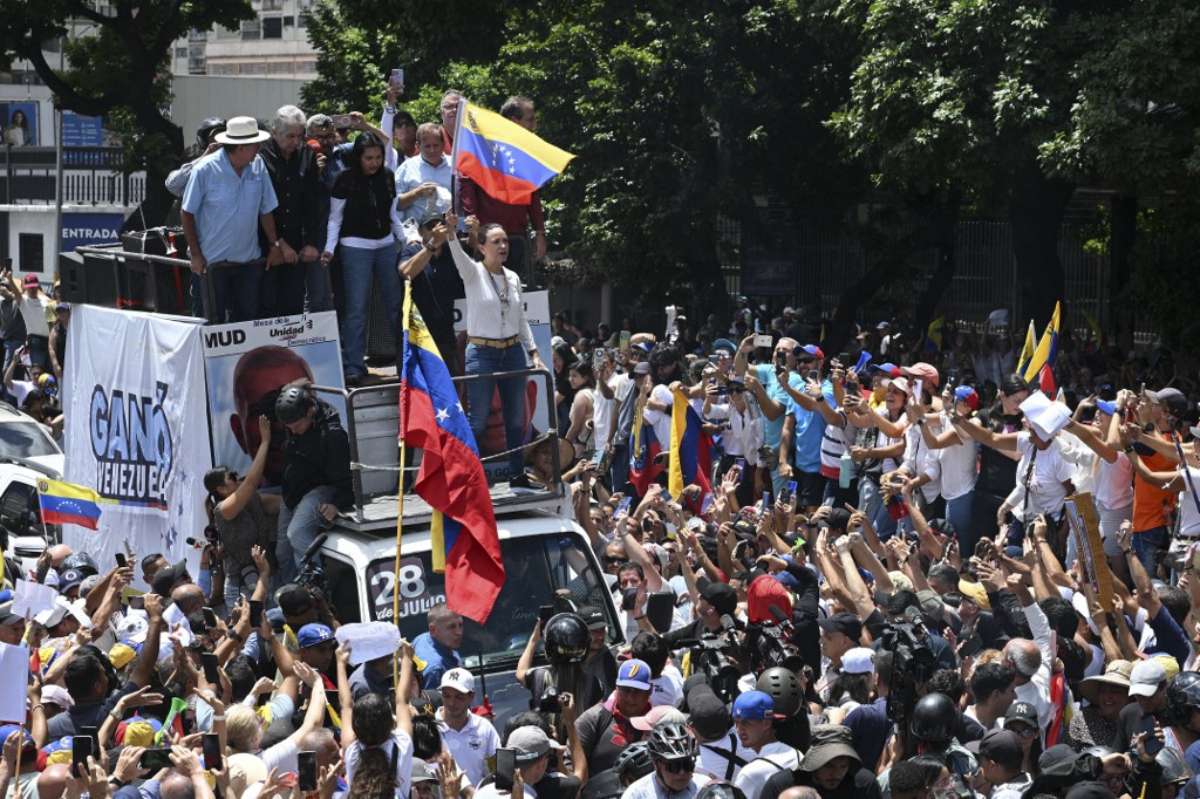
[365,276,397,359]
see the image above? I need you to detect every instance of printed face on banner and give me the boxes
[202,313,346,483]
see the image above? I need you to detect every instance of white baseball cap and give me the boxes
[842,647,876,675]
[1128,659,1167,697]
[440,667,475,695]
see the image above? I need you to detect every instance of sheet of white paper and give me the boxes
[162,603,194,647]
[11,580,58,620]
[335,622,400,666]
[0,643,29,722]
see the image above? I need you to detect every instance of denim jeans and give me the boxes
[609,443,629,494]
[339,243,400,378]
[858,475,898,541]
[25,335,49,370]
[2,339,21,375]
[277,484,337,581]
[206,262,263,323]
[1132,526,1168,577]
[464,342,529,478]
[946,491,976,558]
[305,260,334,313]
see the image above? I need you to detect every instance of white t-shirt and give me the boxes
[16,293,50,337]
[345,731,413,799]
[1094,451,1134,512]
[903,424,942,504]
[437,709,501,786]
[594,373,633,451]
[936,415,979,501]
[644,384,675,453]
[621,771,711,799]
[1178,467,1200,537]
[696,732,758,782]
[1014,433,1075,516]
[733,742,802,799]
[650,664,684,708]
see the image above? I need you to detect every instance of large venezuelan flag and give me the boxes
[37,478,102,530]
[1021,301,1061,390]
[400,281,505,624]
[667,388,713,501]
[1016,319,1037,377]
[452,101,575,206]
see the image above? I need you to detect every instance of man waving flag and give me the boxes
[400,281,504,624]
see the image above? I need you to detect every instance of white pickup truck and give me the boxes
[307,374,621,725]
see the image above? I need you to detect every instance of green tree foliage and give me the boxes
[0,0,254,222]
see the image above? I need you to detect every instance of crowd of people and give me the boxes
[3,73,1200,799]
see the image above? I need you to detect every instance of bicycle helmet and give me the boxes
[757,667,803,717]
[1166,672,1200,726]
[61,552,99,578]
[543,613,589,664]
[697,784,747,799]
[910,692,958,743]
[614,742,653,781]
[274,385,313,425]
[648,722,698,762]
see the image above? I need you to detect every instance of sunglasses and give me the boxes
[603,556,624,564]
[658,757,695,774]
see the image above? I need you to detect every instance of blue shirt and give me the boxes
[396,153,454,223]
[181,149,278,264]
[1146,605,1190,668]
[753,365,803,451]
[413,631,461,689]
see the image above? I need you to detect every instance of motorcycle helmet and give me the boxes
[909,692,958,743]
[274,386,313,425]
[543,613,589,664]
[196,117,227,150]
[1165,672,1200,727]
[757,667,803,717]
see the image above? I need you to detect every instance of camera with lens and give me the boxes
[879,608,937,725]
[537,684,560,713]
[621,586,640,611]
[679,614,744,703]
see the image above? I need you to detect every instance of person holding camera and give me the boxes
[204,415,280,609]
[733,336,804,497]
[518,612,604,720]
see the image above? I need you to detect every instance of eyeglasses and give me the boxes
[657,757,695,774]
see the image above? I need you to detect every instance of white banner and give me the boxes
[62,306,210,587]
[201,312,346,485]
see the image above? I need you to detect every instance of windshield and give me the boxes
[365,532,616,669]
[0,422,59,459]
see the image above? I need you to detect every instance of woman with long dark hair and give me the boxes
[322,133,403,385]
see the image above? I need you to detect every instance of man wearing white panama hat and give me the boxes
[181,115,288,323]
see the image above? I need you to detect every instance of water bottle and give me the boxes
[839,449,854,489]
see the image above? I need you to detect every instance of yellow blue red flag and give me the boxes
[37,478,102,530]
[667,388,713,501]
[452,101,575,206]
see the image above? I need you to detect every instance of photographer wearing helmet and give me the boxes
[622,721,709,799]
[518,612,604,724]
[273,384,353,581]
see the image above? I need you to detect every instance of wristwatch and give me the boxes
[272,239,283,250]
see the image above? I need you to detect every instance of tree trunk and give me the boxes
[124,106,186,231]
[1009,160,1074,326]
[1108,194,1137,351]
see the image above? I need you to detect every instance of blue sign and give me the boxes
[61,111,104,147]
[61,212,123,254]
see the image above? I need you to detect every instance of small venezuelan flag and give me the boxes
[37,478,102,530]
[452,101,575,206]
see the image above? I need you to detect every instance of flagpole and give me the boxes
[393,280,412,697]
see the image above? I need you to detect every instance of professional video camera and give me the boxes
[745,606,804,675]
[296,534,328,600]
[879,607,938,737]
[684,614,744,703]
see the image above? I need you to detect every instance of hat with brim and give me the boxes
[215,116,270,145]
[799,724,861,772]
[1079,660,1132,704]
[631,705,687,732]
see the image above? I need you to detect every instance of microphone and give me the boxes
[305,138,323,154]
[301,533,328,565]
[768,605,790,625]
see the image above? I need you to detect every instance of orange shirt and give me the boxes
[1133,431,1177,532]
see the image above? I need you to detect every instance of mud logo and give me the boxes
[88,381,172,510]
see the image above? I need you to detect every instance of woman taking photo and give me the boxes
[445,212,545,488]
[322,133,403,385]
[203,415,278,609]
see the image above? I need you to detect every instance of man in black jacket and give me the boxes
[274,385,353,582]
[259,105,325,317]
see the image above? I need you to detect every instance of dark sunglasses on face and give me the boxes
[658,757,695,774]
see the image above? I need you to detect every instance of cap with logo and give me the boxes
[439,668,475,695]
[507,725,553,762]
[1004,701,1039,731]
[732,690,783,721]
[296,623,335,649]
[617,658,652,691]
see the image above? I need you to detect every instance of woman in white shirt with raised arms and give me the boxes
[445,212,546,486]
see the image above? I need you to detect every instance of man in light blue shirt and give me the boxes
[180,116,285,323]
[396,122,454,224]
[734,335,804,495]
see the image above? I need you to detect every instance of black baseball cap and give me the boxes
[818,612,862,641]
[686,686,732,741]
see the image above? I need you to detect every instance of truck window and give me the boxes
[320,554,362,625]
[365,532,616,670]
[0,481,40,534]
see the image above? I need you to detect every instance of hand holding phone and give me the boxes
[298,749,318,790]
[495,748,516,791]
[249,600,263,628]
[201,652,220,685]
[202,733,223,770]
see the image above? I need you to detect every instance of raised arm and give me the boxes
[953,415,1018,452]
[1116,522,1162,618]
[217,417,272,520]
[1065,418,1120,464]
